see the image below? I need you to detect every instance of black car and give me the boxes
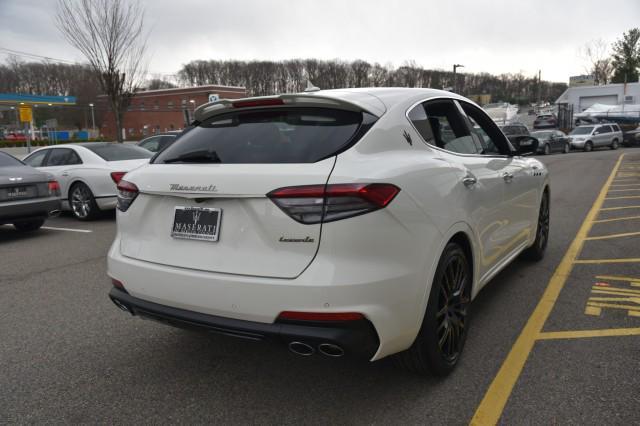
[137,132,180,153]
[623,126,640,147]
[0,151,61,231]
[531,130,570,154]
[499,123,539,153]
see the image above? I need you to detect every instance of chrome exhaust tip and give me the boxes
[288,341,315,356]
[111,298,131,314]
[48,210,61,217]
[318,343,345,358]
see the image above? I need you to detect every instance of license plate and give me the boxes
[7,186,29,198]
[171,206,221,242]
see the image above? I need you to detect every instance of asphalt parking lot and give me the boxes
[1,148,639,424]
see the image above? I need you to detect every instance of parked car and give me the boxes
[23,143,153,220]
[4,132,27,141]
[568,123,623,152]
[137,131,181,153]
[622,125,640,147]
[531,130,570,154]
[533,114,557,129]
[498,123,539,152]
[107,88,549,376]
[0,151,61,231]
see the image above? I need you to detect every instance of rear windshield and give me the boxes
[84,144,153,161]
[0,152,23,167]
[570,127,594,135]
[155,108,373,164]
[531,131,553,138]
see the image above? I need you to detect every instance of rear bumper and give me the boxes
[0,197,60,223]
[109,286,379,360]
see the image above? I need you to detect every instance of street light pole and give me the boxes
[89,103,96,135]
[453,64,465,93]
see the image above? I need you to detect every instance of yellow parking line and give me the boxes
[537,327,640,340]
[600,205,640,211]
[469,153,625,426]
[593,215,640,223]
[609,184,640,187]
[585,231,640,241]
[595,275,640,282]
[574,258,640,264]
[608,188,640,192]
[604,195,640,200]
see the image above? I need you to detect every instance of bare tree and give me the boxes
[581,39,614,85]
[56,0,148,142]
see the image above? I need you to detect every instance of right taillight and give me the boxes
[116,179,139,212]
[267,183,400,224]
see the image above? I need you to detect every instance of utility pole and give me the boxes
[89,103,96,134]
[537,69,541,105]
[453,64,465,93]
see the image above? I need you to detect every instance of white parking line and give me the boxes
[41,226,92,233]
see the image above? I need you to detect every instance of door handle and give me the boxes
[462,176,477,187]
[61,172,69,177]
[502,172,514,183]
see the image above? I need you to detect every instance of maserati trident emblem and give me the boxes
[192,209,202,224]
[403,130,413,146]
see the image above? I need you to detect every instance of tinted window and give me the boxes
[420,100,479,154]
[84,144,153,161]
[531,131,553,139]
[0,152,23,167]
[570,127,594,135]
[155,108,372,164]
[46,148,82,166]
[23,150,48,167]
[407,104,435,143]
[502,126,517,135]
[139,136,162,152]
[460,101,511,155]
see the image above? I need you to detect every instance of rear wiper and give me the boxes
[163,150,222,164]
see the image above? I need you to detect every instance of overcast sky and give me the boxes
[1,0,639,83]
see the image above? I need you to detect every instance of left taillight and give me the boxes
[116,179,139,212]
[267,183,400,224]
[48,180,61,196]
[110,171,127,184]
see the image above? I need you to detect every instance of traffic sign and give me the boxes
[19,106,32,122]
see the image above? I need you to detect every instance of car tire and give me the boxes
[12,218,45,232]
[584,141,593,152]
[69,182,99,221]
[543,144,551,155]
[611,139,619,150]
[522,191,549,261]
[396,242,471,376]
[563,143,570,154]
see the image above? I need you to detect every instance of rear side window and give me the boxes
[155,108,374,164]
[46,148,82,166]
[84,144,153,161]
[23,150,48,167]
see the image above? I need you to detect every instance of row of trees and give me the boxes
[583,28,640,85]
[177,59,567,104]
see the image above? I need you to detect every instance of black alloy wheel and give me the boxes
[522,191,549,261]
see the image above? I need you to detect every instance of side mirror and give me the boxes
[514,136,539,156]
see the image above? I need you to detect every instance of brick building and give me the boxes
[99,85,247,140]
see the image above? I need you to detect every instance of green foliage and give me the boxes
[611,28,640,84]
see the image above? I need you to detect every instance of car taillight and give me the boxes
[48,180,61,196]
[116,179,139,212]
[267,183,400,224]
[110,171,127,184]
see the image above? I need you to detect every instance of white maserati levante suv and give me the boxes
[23,143,152,220]
[108,88,549,375]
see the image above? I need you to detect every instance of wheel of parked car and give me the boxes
[521,191,549,261]
[12,218,46,232]
[69,182,99,221]
[543,144,551,155]
[611,139,619,150]
[396,241,471,376]
[563,143,570,154]
[584,141,593,152]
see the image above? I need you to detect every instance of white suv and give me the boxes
[569,123,622,151]
[108,88,549,376]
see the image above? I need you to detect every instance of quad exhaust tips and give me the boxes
[288,341,345,358]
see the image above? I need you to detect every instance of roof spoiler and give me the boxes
[194,93,385,122]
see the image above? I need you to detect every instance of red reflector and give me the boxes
[278,311,365,321]
[111,278,125,289]
[110,171,126,184]
[232,98,284,108]
[47,180,60,192]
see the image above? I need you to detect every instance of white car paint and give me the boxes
[107,88,549,364]
[23,144,150,216]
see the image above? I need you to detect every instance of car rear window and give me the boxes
[84,144,153,161]
[0,152,23,167]
[154,108,375,164]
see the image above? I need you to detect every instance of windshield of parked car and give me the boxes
[155,107,372,164]
[570,127,594,135]
[0,152,23,167]
[531,131,553,139]
[84,144,153,161]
